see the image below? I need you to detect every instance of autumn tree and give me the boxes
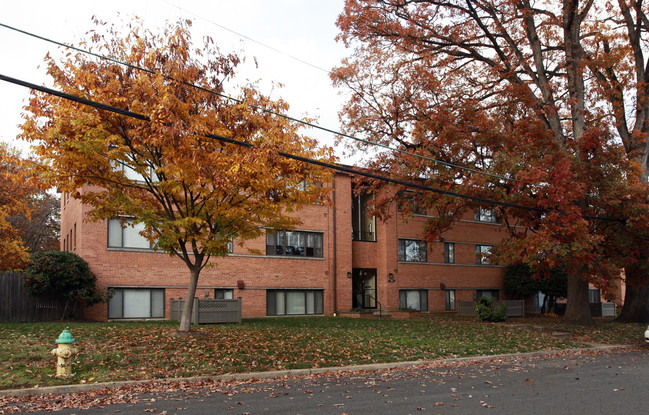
[0,143,43,271]
[582,1,649,323]
[332,0,649,324]
[10,191,60,255]
[21,20,333,332]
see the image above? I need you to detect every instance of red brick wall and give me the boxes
[332,173,354,314]
[64,174,507,320]
[351,198,506,314]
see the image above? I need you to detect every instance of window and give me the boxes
[226,239,233,254]
[445,290,456,311]
[476,289,499,300]
[475,207,498,223]
[267,290,324,315]
[398,191,426,215]
[588,289,601,304]
[215,289,234,299]
[108,218,155,250]
[398,239,427,262]
[266,230,323,258]
[352,191,376,241]
[112,159,159,183]
[399,290,428,311]
[108,288,164,319]
[475,244,493,264]
[444,242,455,264]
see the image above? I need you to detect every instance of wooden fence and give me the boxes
[0,272,66,322]
[170,298,242,324]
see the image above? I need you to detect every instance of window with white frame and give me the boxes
[266,230,323,258]
[475,244,493,264]
[475,207,498,223]
[399,290,428,311]
[445,289,456,311]
[444,242,455,264]
[108,288,165,319]
[398,239,427,262]
[108,218,155,249]
[266,290,324,315]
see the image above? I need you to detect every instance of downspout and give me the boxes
[332,175,337,316]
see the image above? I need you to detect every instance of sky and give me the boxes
[0,0,354,161]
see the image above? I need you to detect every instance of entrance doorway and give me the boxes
[352,268,377,309]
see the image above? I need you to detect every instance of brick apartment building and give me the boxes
[60,172,506,320]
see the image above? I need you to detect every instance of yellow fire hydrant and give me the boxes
[51,328,78,378]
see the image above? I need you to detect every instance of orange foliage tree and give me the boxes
[21,20,333,332]
[332,0,649,324]
[0,144,42,271]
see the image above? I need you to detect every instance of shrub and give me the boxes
[23,251,111,319]
[474,297,507,322]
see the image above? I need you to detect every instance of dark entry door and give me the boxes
[352,268,377,309]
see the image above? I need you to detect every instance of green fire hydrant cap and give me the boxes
[55,328,75,344]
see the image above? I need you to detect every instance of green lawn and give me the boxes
[0,315,645,390]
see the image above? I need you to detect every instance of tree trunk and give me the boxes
[564,272,594,325]
[616,263,649,324]
[179,267,201,332]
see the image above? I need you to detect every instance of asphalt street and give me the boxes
[7,347,649,414]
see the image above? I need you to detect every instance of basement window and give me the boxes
[399,290,428,311]
[108,288,164,319]
[266,290,324,315]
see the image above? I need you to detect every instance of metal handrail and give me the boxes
[368,294,383,319]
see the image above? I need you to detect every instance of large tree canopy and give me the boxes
[21,19,333,332]
[332,0,649,324]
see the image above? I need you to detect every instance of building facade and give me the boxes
[60,172,506,320]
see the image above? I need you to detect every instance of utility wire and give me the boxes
[0,74,148,120]
[161,0,332,74]
[0,72,623,223]
[0,21,520,185]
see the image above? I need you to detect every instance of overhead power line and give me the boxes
[161,0,332,74]
[0,72,623,223]
[0,21,520,185]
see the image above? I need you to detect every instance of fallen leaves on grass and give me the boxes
[0,316,641,391]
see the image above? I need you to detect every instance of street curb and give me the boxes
[0,344,638,398]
